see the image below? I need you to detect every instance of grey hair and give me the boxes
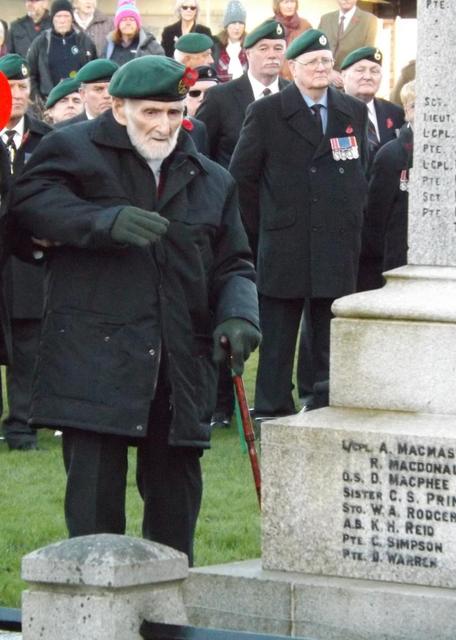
[175,0,200,20]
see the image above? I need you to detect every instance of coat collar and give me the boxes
[281,84,359,157]
[89,110,206,210]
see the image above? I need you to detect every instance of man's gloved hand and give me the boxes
[213,318,262,376]
[111,206,169,248]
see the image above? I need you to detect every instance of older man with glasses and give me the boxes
[230,29,369,418]
[7,0,51,58]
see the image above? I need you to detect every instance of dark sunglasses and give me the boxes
[181,5,197,9]
[188,89,203,98]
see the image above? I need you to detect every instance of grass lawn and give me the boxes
[0,353,263,608]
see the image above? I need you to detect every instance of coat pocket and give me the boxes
[35,311,157,407]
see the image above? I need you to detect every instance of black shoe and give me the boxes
[210,413,232,429]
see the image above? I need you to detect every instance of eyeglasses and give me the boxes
[296,57,334,70]
[181,5,197,10]
[188,89,202,98]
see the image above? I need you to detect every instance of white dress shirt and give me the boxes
[248,71,280,100]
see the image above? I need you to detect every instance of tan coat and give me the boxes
[318,7,378,71]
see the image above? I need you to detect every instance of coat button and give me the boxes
[148,348,155,356]
[189,170,196,176]
[104,336,110,342]
[310,167,317,173]
[312,197,318,203]
[136,425,143,431]
[339,167,345,174]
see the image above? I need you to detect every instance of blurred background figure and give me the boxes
[390,58,415,106]
[0,53,51,451]
[272,0,311,80]
[174,32,214,67]
[0,20,8,57]
[161,0,212,59]
[44,76,83,124]
[318,0,378,89]
[185,64,219,116]
[27,0,97,107]
[358,80,415,291]
[103,0,164,65]
[73,0,114,57]
[7,0,51,58]
[213,0,247,83]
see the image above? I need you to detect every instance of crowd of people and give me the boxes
[0,0,416,563]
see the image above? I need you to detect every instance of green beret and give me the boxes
[46,77,81,108]
[109,56,197,101]
[76,59,119,84]
[340,47,383,70]
[244,20,285,49]
[175,33,213,53]
[285,29,330,60]
[0,54,30,80]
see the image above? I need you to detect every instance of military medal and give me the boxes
[330,136,359,161]
[399,169,409,191]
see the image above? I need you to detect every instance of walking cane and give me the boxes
[232,372,262,509]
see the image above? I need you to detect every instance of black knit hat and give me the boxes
[50,0,74,20]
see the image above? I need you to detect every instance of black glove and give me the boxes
[213,318,261,376]
[111,206,169,248]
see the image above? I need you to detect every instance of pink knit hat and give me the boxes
[114,0,142,29]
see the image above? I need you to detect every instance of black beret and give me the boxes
[194,65,219,82]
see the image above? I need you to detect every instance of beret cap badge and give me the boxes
[21,64,28,77]
[276,24,283,35]
[319,35,327,46]
[374,49,381,61]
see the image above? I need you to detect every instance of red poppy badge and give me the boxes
[182,117,194,132]
[386,117,394,129]
[345,125,353,135]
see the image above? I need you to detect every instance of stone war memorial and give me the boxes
[8,1,456,639]
[184,0,456,638]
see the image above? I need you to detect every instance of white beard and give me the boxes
[126,119,180,161]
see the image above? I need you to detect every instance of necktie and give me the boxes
[334,15,345,57]
[262,87,272,97]
[311,104,324,138]
[4,130,17,171]
[367,118,379,152]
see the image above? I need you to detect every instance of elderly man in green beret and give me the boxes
[12,55,260,562]
[341,46,404,159]
[174,32,214,68]
[45,77,83,124]
[230,29,369,417]
[0,54,51,451]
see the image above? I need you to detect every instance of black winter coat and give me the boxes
[4,115,51,319]
[358,124,413,290]
[230,84,369,299]
[0,141,12,363]
[27,28,97,99]
[196,74,289,169]
[161,21,212,58]
[6,13,52,57]
[12,112,258,447]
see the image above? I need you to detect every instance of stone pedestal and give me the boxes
[21,535,188,640]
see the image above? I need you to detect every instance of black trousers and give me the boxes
[62,383,202,566]
[2,318,39,448]
[297,300,315,399]
[255,295,334,416]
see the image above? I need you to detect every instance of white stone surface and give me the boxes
[185,559,456,640]
[408,1,456,266]
[261,408,456,588]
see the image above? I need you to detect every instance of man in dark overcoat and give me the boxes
[196,19,288,170]
[12,55,260,563]
[230,29,368,418]
[196,20,288,426]
[0,54,51,450]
